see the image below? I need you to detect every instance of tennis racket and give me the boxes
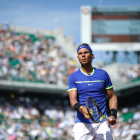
[86,96,112,123]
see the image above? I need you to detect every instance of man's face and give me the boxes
[77,48,94,65]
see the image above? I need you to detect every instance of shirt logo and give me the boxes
[88,84,93,86]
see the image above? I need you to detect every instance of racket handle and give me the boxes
[106,117,113,121]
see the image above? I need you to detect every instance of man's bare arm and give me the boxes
[106,87,118,125]
[68,90,90,119]
[106,88,118,110]
[68,90,78,108]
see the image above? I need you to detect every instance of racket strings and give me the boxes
[88,98,101,122]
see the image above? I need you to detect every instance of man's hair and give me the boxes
[81,43,90,46]
[77,43,91,50]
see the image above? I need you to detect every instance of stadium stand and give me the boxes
[0,23,78,139]
[102,63,140,86]
[0,100,74,139]
[0,94,140,140]
[0,23,140,87]
[112,105,140,140]
[0,93,75,140]
[1,23,140,140]
[0,24,77,85]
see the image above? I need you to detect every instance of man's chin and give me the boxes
[81,62,88,66]
[81,61,91,66]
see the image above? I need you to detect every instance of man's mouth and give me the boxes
[82,59,86,62]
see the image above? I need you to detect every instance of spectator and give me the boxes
[0,25,77,85]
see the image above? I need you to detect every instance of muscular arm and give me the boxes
[106,87,118,125]
[106,88,118,110]
[68,90,90,119]
[68,90,78,108]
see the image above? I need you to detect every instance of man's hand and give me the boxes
[79,106,90,119]
[107,116,116,125]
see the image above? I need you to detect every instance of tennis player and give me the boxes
[67,43,118,140]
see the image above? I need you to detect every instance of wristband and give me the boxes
[110,109,117,119]
[74,103,82,112]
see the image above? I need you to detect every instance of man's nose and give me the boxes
[82,53,85,57]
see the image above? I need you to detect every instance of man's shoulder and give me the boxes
[70,69,80,75]
[69,69,80,77]
[94,67,110,79]
[94,67,107,74]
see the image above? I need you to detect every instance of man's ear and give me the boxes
[91,53,94,59]
[77,55,80,61]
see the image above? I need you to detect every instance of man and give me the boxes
[67,43,118,140]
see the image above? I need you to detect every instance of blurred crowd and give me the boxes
[1,24,140,86]
[0,96,76,140]
[113,65,140,86]
[112,105,140,140]
[0,97,140,140]
[0,24,76,85]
